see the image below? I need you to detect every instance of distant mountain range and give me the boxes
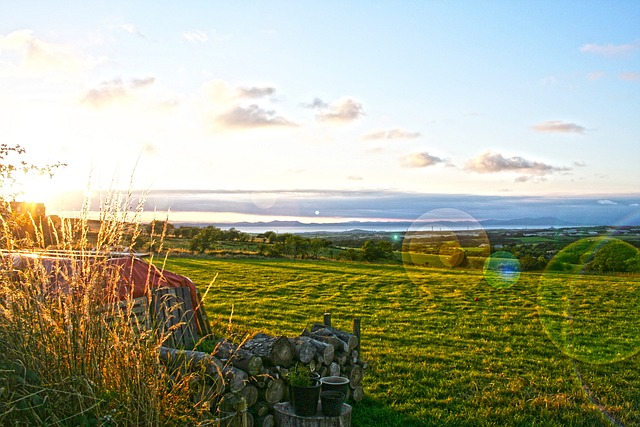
[180,216,579,231]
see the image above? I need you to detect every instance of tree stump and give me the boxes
[273,402,351,427]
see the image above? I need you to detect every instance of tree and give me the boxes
[309,238,331,259]
[145,220,175,237]
[585,239,640,273]
[361,240,394,262]
[0,144,65,248]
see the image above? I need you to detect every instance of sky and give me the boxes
[1,1,640,226]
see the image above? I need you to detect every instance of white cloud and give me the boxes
[586,71,605,81]
[362,128,422,140]
[597,199,618,205]
[302,97,328,109]
[465,151,569,175]
[0,29,97,80]
[619,72,640,81]
[183,30,208,44]
[315,97,364,123]
[120,23,146,39]
[131,77,155,88]
[237,86,276,98]
[81,78,129,108]
[215,104,296,129]
[531,120,585,134]
[400,152,444,168]
[80,77,158,108]
[580,41,640,57]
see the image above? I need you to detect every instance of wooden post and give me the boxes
[323,312,332,327]
[352,318,361,355]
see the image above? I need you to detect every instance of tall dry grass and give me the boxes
[0,192,216,426]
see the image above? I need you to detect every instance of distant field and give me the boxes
[159,257,640,426]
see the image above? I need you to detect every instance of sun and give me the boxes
[12,175,57,204]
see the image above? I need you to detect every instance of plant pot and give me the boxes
[290,383,321,417]
[319,376,350,396]
[321,390,345,417]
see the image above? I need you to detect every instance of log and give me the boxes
[254,414,274,427]
[311,324,358,351]
[273,402,351,427]
[288,337,315,364]
[249,401,270,418]
[224,365,249,392]
[214,338,264,376]
[302,329,349,353]
[347,385,364,402]
[245,411,254,427]
[343,364,363,388]
[297,336,334,366]
[329,362,340,377]
[239,383,259,407]
[243,335,294,367]
[257,377,285,404]
[218,392,246,413]
[308,358,317,373]
[333,351,348,366]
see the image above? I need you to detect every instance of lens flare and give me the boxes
[402,208,490,283]
[483,251,521,289]
[538,237,640,364]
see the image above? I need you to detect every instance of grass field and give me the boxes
[159,257,640,426]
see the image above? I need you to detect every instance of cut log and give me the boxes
[214,338,264,376]
[218,392,246,413]
[243,335,294,367]
[343,364,363,388]
[254,414,274,427]
[288,337,315,364]
[329,362,340,377]
[302,329,349,353]
[223,365,248,392]
[311,324,358,351]
[257,377,285,404]
[239,383,259,407]
[308,358,317,373]
[249,401,270,418]
[245,411,254,427]
[297,336,334,366]
[333,351,348,366]
[347,385,364,402]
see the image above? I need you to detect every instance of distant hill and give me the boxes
[177,216,579,231]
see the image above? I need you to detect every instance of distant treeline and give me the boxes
[146,222,640,272]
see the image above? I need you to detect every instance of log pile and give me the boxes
[158,314,365,427]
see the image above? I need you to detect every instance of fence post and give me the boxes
[352,317,361,354]
[323,312,332,327]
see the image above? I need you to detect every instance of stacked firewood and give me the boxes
[158,316,365,427]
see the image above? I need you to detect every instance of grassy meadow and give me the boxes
[161,257,640,426]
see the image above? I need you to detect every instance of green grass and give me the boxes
[161,257,640,426]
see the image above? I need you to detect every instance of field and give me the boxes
[159,257,640,426]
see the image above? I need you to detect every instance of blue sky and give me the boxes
[1,1,639,225]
